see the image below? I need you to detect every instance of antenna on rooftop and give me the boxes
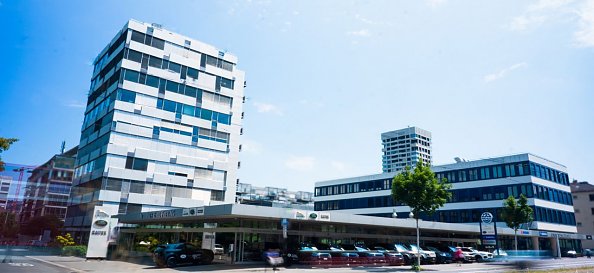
[60,141,66,154]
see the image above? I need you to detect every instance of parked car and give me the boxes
[492,248,508,259]
[425,246,453,264]
[392,243,419,265]
[563,249,577,258]
[409,244,436,264]
[213,244,224,255]
[153,243,214,268]
[307,252,333,266]
[453,247,476,263]
[458,247,492,262]
[333,252,360,266]
[384,252,405,266]
[371,246,389,253]
[359,252,386,265]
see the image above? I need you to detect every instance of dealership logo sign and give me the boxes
[481,212,493,224]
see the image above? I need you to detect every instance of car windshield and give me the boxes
[395,245,409,252]
[409,245,420,252]
[427,247,438,252]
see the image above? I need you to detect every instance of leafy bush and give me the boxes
[56,233,75,247]
[62,245,87,257]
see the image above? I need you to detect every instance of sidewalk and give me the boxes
[26,255,291,273]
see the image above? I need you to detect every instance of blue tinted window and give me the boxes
[163,100,176,112]
[200,108,212,120]
[184,86,197,98]
[157,98,164,109]
[187,67,198,79]
[117,89,136,103]
[182,105,195,116]
[220,77,234,89]
[165,81,179,92]
[168,62,181,73]
[218,113,230,125]
[124,70,139,83]
[146,75,159,88]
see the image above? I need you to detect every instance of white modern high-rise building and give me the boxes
[381,127,432,173]
[65,20,245,241]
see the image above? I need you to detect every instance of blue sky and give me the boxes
[0,0,593,192]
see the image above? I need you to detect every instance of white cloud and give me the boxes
[427,0,447,9]
[253,101,283,115]
[484,62,528,83]
[346,29,370,37]
[64,100,86,108]
[509,0,574,30]
[574,0,594,47]
[330,161,346,171]
[510,15,547,30]
[241,139,263,155]
[285,155,315,171]
[355,14,375,25]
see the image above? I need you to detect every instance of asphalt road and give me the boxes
[0,248,69,273]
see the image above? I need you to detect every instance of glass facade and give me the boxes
[315,158,575,226]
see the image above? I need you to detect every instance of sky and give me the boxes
[0,0,593,192]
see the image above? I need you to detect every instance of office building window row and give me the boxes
[120,68,232,109]
[153,125,230,144]
[529,162,569,185]
[124,48,235,91]
[129,29,234,72]
[436,162,531,183]
[93,29,127,81]
[315,184,572,211]
[363,206,575,226]
[155,98,231,125]
[315,178,392,197]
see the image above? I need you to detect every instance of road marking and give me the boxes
[8,262,34,266]
[25,256,86,273]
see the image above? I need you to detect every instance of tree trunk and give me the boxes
[416,217,420,271]
[514,230,518,252]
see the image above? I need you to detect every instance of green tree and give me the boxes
[391,161,451,270]
[501,194,533,251]
[0,138,18,172]
[0,211,19,239]
[21,215,63,237]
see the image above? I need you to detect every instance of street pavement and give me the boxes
[2,249,594,273]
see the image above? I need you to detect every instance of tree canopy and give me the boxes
[0,137,18,172]
[501,194,533,251]
[391,161,452,219]
[501,194,533,231]
[21,215,64,237]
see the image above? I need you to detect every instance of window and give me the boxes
[590,194,594,201]
[127,49,142,63]
[131,30,144,43]
[125,156,148,171]
[591,208,594,215]
[117,89,136,103]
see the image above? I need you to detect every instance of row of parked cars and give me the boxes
[297,242,496,267]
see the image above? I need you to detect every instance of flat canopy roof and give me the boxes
[118,204,584,240]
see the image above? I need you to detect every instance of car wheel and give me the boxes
[166,257,177,268]
[202,252,214,264]
[403,255,410,265]
[475,255,482,262]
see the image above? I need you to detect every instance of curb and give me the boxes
[25,256,86,273]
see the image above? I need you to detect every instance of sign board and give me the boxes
[520,230,530,235]
[482,224,495,235]
[587,235,593,240]
[539,231,549,237]
[202,223,217,251]
[294,210,330,221]
[281,218,288,227]
[87,205,116,258]
[182,207,204,217]
[481,212,493,224]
